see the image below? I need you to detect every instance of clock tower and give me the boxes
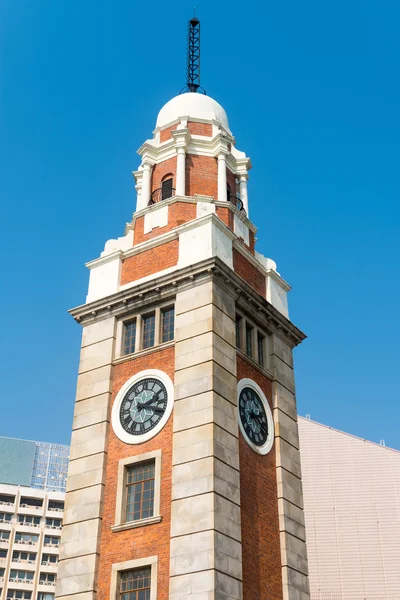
[56,16,310,600]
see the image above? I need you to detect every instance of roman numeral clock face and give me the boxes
[120,378,167,436]
[237,380,274,455]
[112,370,174,444]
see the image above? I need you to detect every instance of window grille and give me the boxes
[125,462,155,523]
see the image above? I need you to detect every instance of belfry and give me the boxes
[56,16,310,600]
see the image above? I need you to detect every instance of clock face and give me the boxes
[238,386,269,447]
[119,378,168,437]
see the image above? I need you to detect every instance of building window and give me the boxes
[39,573,56,585]
[0,530,10,540]
[112,450,162,533]
[17,515,40,526]
[48,500,64,512]
[142,313,156,349]
[120,567,151,600]
[161,307,174,343]
[6,592,32,599]
[0,548,7,558]
[123,320,137,355]
[0,494,15,505]
[20,497,42,509]
[37,594,55,600]
[12,551,36,563]
[41,553,58,566]
[126,462,155,523]
[161,177,173,200]
[9,569,34,581]
[45,518,62,529]
[236,315,242,349]
[246,324,253,358]
[14,532,38,544]
[258,333,265,368]
[0,512,11,523]
[43,535,59,547]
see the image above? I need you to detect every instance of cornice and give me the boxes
[69,256,305,348]
[232,240,291,291]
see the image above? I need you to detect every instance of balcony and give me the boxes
[228,194,246,214]
[148,187,176,206]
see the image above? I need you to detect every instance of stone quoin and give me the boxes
[56,15,310,600]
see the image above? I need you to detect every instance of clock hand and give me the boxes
[137,396,157,408]
[251,412,269,435]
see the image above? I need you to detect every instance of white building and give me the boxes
[299,416,400,600]
[0,438,67,600]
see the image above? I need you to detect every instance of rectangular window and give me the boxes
[39,573,56,585]
[48,500,64,511]
[38,594,55,600]
[142,313,155,349]
[0,512,11,523]
[161,307,174,343]
[6,592,32,599]
[9,569,34,581]
[235,315,242,349]
[18,515,40,526]
[246,324,253,358]
[0,494,15,505]
[41,553,58,565]
[123,320,137,355]
[125,461,155,523]
[45,518,62,528]
[0,548,7,557]
[20,497,42,509]
[0,530,10,540]
[12,551,36,562]
[14,532,38,544]
[258,333,265,368]
[43,535,60,547]
[120,567,151,600]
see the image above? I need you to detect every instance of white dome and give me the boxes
[156,93,231,134]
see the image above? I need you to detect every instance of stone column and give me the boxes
[239,174,249,216]
[55,317,116,600]
[169,280,243,600]
[133,170,144,212]
[218,152,228,202]
[271,333,310,600]
[141,161,153,208]
[176,148,186,196]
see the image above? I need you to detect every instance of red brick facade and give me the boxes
[151,157,177,195]
[186,154,218,197]
[159,125,176,143]
[237,355,283,600]
[96,347,175,600]
[121,239,179,285]
[188,121,212,137]
[233,247,265,297]
[132,202,197,246]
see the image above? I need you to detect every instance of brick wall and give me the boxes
[186,154,218,197]
[133,202,197,246]
[237,355,283,600]
[96,347,175,600]
[160,126,176,143]
[187,121,212,137]
[121,239,179,285]
[233,248,265,297]
[151,157,177,195]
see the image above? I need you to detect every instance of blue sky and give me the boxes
[1,0,399,448]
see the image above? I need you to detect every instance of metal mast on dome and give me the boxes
[180,12,206,95]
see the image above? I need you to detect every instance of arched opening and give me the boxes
[161,174,174,200]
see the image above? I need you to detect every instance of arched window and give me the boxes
[161,175,174,200]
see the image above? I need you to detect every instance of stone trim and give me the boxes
[110,555,158,600]
[70,257,305,350]
[113,450,162,529]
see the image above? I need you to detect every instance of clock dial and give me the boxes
[238,386,269,447]
[119,377,168,437]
